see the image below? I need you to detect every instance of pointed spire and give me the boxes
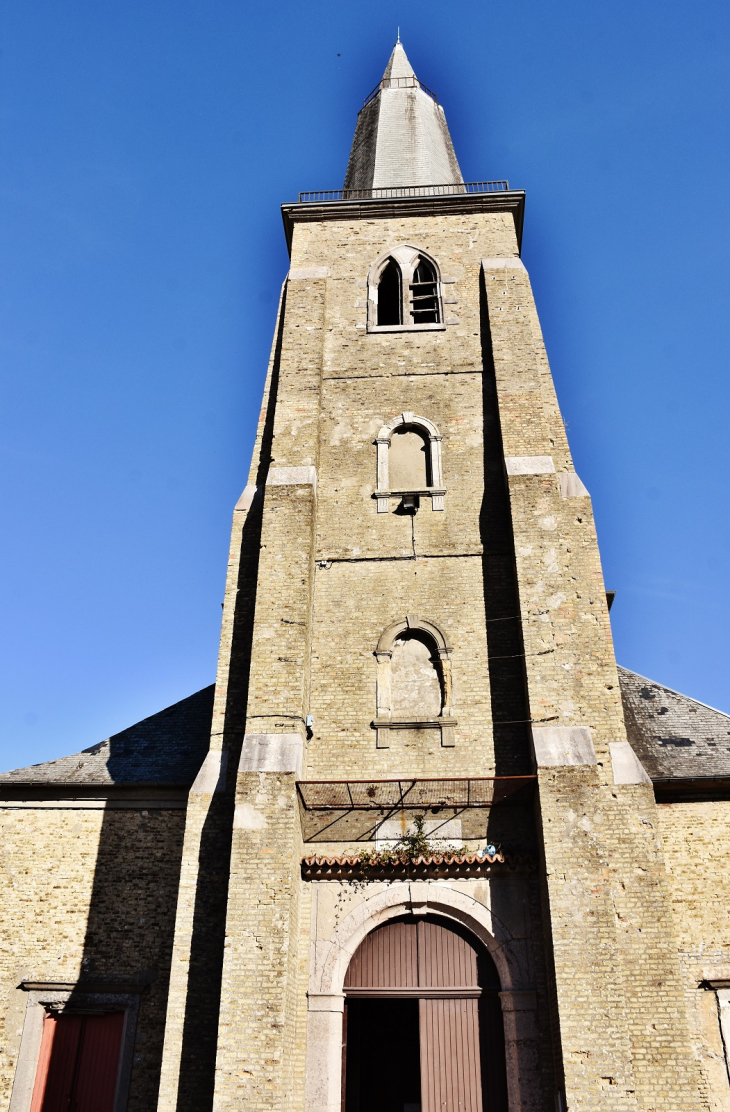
[382,41,415,82]
[344,42,463,193]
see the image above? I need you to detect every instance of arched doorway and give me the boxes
[343,916,508,1112]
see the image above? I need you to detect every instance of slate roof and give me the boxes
[2,670,728,792]
[0,685,214,787]
[618,666,730,783]
[344,42,463,192]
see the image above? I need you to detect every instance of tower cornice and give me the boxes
[280,189,525,256]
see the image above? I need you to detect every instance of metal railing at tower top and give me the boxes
[297,180,510,204]
[363,75,439,107]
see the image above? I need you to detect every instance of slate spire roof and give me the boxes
[343,41,463,193]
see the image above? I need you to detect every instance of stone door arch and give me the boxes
[304,881,540,1112]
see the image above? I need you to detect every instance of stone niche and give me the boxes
[373,617,457,747]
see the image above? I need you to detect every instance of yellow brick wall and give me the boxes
[290,211,520,782]
[657,801,730,1111]
[0,806,185,1112]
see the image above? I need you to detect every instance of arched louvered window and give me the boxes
[367,246,445,332]
[410,257,440,324]
[377,258,403,326]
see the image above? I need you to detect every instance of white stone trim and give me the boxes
[532,725,597,767]
[374,413,445,512]
[716,989,730,1085]
[609,742,651,785]
[310,882,524,996]
[234,483,259,511]
[289,267,328,280]
[372,617,455,746]
[0,798,187,810]
[9,989,139,1112]
[239,733,303,777]
[557,471,590,498]
[266,466,317,491]
[505,456,555,476]
[366,244,446,331]
[307,993,345,1013]
[498,991,540,1112]
[190,750,228,795]
[482,257,527,272]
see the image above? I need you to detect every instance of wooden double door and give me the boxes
[343,917,508,1112]
[30,1011,124,1112]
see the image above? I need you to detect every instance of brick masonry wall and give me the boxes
[209,207,550,1112]
[0,807,185,1112]
[483,258,706,1110]
[656,801,730,1111]
[205,196,708,1112]
[292,211,524,783]
[213,773,305,1112]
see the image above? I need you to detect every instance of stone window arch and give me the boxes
[367,245,446,333]
[375,412,445,512]
[373,616,456,747]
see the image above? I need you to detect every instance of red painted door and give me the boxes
[30,1011,125,1112]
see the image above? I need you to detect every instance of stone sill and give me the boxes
[373,717,457,749]
[367,323,446,333]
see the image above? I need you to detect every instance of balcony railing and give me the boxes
[363,75,439,107]
[296,775,535,843]
[297,776,535,811]
[297,180,510,204]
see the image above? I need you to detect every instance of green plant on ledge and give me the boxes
[354,814,469,865]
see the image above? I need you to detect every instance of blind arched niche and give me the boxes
[375,412,445,512]
[373,616,456,747]
[343,916,508,1112]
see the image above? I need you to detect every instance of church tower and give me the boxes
[6,38,730,1112]
[156,43,704,1112]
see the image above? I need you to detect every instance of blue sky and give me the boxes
[1,0,729,769]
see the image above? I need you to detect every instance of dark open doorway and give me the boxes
[343,916,508,1112]
[344,998,421,1112]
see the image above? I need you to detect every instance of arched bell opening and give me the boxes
[342,915,508,1112]
[409,257,440,324]
[377,258,403,326]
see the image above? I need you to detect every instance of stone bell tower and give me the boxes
[157,41,704,1112]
